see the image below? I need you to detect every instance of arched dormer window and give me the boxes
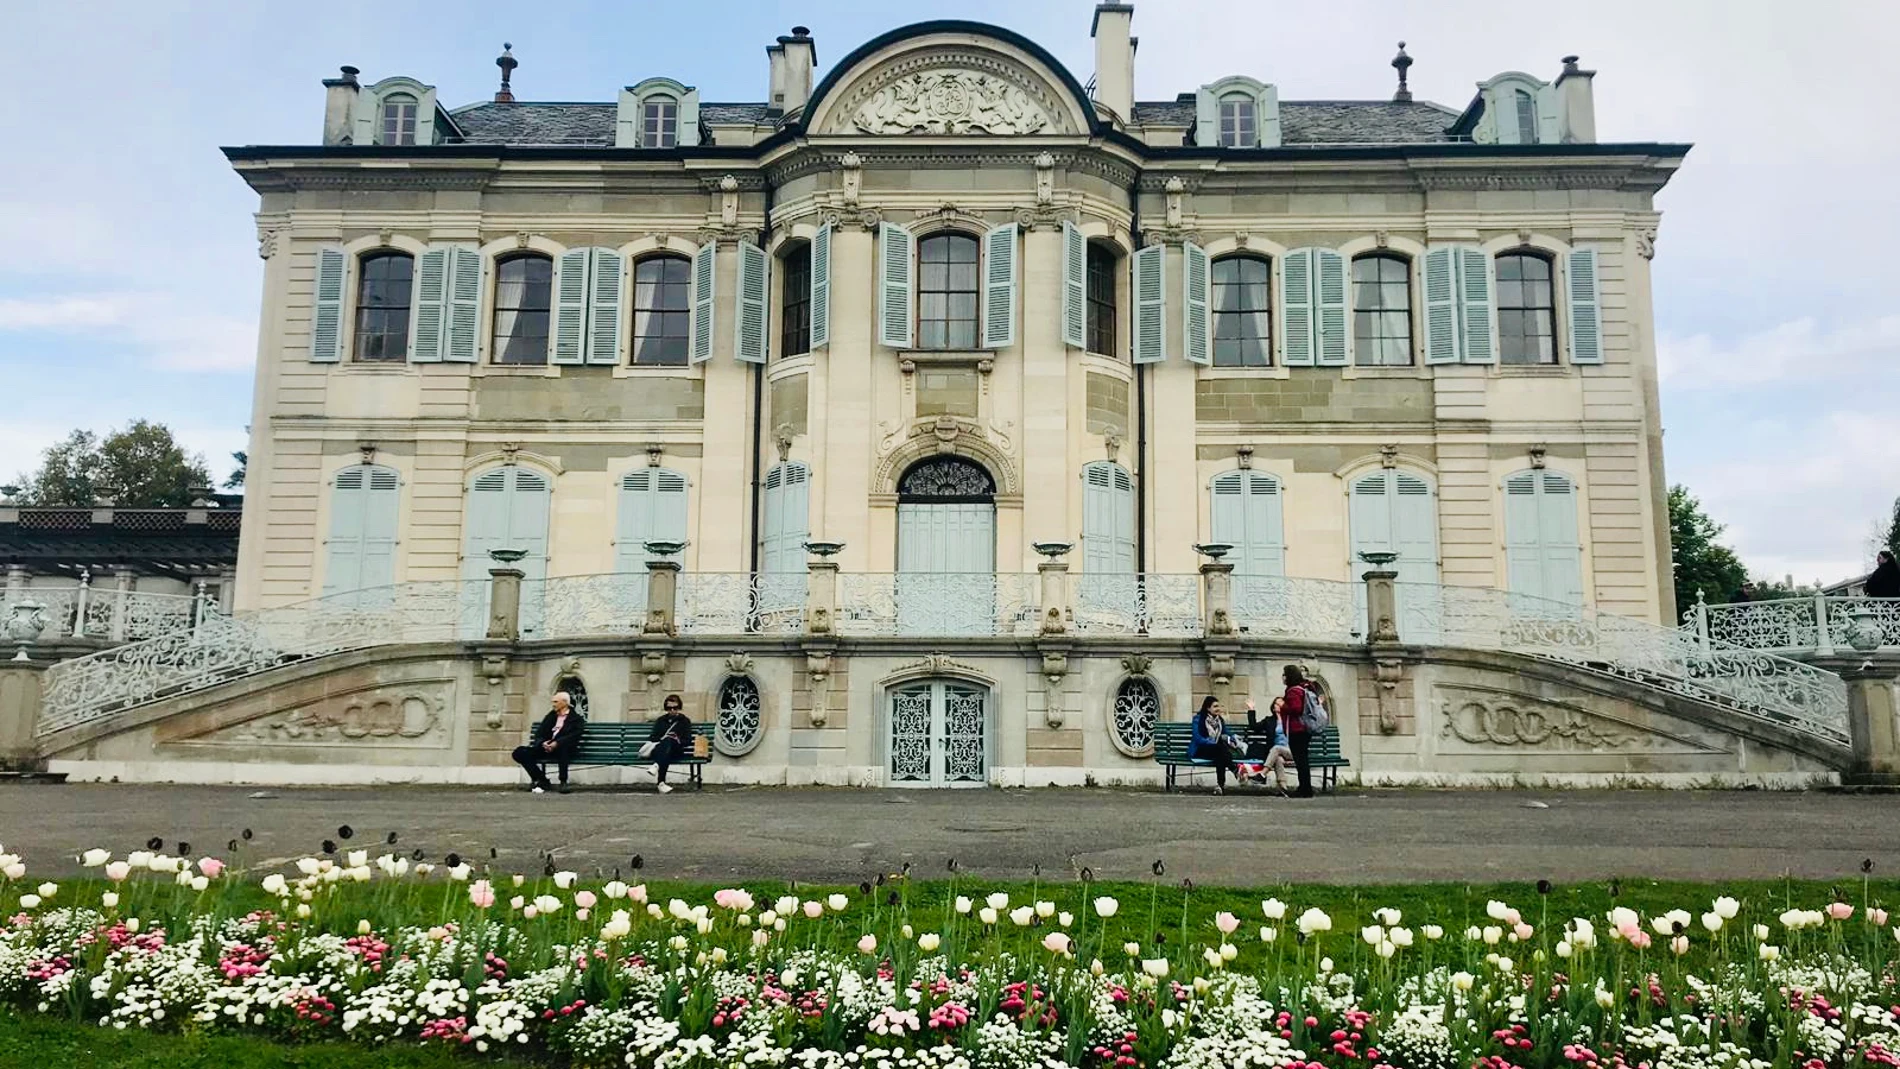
[1194,76,1281,148]
[1514,89,1539,145]
[616,79,701,148]
[643,96,678,148]
[1470,73,1552,145]
[381,94,419,145]
[353,77,438,146]
[1218,93,1256,148]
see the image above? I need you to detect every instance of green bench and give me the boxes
[1151,722,1349,794]
[530,720,715,791]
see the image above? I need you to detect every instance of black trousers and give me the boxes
[1289,732,1313,797]
[648,738,684,783]
[512,744,569,787]
[1190,742,1234,788]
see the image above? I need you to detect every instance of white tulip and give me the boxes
[1219,942,1238,962]
[553,871,577,889]
[80,849,111,868]
[1701,912,1723,933]
[918,932,941,952]
[449,865,473,882]
[190,876,209,892]
[1259,926,1277,943]
[1009,906,1035,927]
[1261,898,1287,920]
[986,892,1010,911]
[1374,907,1402,926]
[1390,927,1414,948]
[1361,925,1385,946]
[1713,896,1740,920]
[1421,924,1443,940]
[1296,907,1331,935]
[18,894,39,909]
[1123,941,1141,956]
[1486,900,1510,921]
[101,892,119,909]
[1141,958,1169,978]
[346,850,368,869]
[955,896,972,914]
[1376,940,1396,959]
[828,894,849,912]
[979,907,999,925]
[1451,971,1474,992]
[1759,943,1780,961]
[1094,896,1120,918]
[1035,901,1056,919]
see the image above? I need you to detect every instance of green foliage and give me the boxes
[16,421,213,508]
[0,1013,507,1068]
[225,451,247,490]
[1668,485,1747,618]
[1879,496,1900,562]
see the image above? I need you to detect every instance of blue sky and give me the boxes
[4,0,1896,584]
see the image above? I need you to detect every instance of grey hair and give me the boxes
[552,690,572,705]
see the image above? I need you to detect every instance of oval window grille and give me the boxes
[715,676,762,757]
[1111,676,1159,757]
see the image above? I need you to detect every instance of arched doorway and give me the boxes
[887,679,990,787]
[895,456,997,635]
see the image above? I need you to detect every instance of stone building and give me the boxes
[169,7,1773,789]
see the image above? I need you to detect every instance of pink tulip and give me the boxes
[1504,908,1522,926]
[1042,931,1073,955]
[1669,936,1689,956]
[575,890,597,909]
[576,907,590,921]
[1870,908,1890,926]
[1828,902,1854,921]
[468,880,496,909]
[104,862,131,883]
[803,900,825,919]
[1513,922,1534,942]
[1214,911,1240,935]
[198,858,225,879]
[857,933,878,954]
[1629,930,1652,950]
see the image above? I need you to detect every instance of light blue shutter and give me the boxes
[463,466,549,616]
[1132,244,1165,364]
[463,470,509,575]
[1061,221,1087,349]
[1393,473,1439,586]
[444,247,482,363]
[1314,248,1348,366]
[1538,472,1585,605]
[809,224,832,349]
[982,222,1018,349]
[357,467,399,593]
[1211,472,1247,556]
[310,247,346,362]
[877,222,914,348]
[1282,248,1314,366]
[408,248,449,363]
[1211,472,1284,578]
[551,248,590,365]
[323,468,368,595]
[1423,247,1459,364]
[1082,463,1136,574]
[1566,247,1602,364]
[1183,241,1211,366]
[588,248,624,365]
[735,241,769,363]
[1349,472,1396,561]
[1503,473,1546,600]
[1458,247,1494,364]
[761,462,811,574]
[617,468,691,570]
[690,241,716,364]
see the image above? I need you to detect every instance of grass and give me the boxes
[0,1012,522,1068]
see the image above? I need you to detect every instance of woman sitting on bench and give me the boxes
[642,694,694,795]
[1190,696,1241,795]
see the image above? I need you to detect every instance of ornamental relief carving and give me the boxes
[852,70,1054,136]
[1433,686,1725,755]
[171,683,455,749]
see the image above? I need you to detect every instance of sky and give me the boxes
[3,0,1896,585]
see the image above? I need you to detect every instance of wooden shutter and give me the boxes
[1393,473,1439,585]
[1538,472,1585,605]
[689,241,717,364]
[323,468,367,596]
[1132,244,1165,364]
[444,247,482,363]
[408,247,449,364]
[1503,472,1545,600]
[1210,471,1247,556]
[735,241,769,364]
[877,222,914,349]
[462,470,511,580]
[1349,472,1396,559]
[809,223,832,349]
[1060,221,1087,349]
[310,247,346,362]
[1458,247,1494,364]
[1211,471,1283,578]
[1314,248,1348,366]
[551,248,590,365]
[617,468,691,570]
[1423,247,1459,364]
[1282,247,1314,366]
[1183,241,1211,365]
[761,462,811,574]
[1566,247,1602,364]
[1083,462,1136,575]
[982,222,1018,349]
[587,248,624,365]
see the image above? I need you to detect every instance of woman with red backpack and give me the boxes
[1280,665,1321,798]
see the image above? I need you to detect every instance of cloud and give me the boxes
[0,293,256,373]
[1658,315,1900,388]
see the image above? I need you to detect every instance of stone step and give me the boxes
[0,770,67,785]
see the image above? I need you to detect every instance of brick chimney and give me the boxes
[322,66,360,145]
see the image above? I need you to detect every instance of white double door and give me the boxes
[895,502,996,636]
[888,681,989,787]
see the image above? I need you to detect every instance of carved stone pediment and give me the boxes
[818,47,1080,137]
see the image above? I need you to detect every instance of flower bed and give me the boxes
[4,842,1900,1067]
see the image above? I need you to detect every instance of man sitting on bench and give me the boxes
[513,690,585,794]
[642,693,694,795]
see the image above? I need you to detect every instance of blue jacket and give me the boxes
[1191,710,1225,748]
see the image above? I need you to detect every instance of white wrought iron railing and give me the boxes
[1686,594,1900,656]
[678,572,807,636]
[1400,582,1850,746]
[835,573,1040,637]
[1231,575,1361,643]
[2,585,204,644]
[1068,574,1202,637]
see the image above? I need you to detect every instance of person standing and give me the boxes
[1190,696,1239,795]
[643,694,695,794]
[512,691,585,794]
[1281,665,1316,798]
[1866,550,1900,599]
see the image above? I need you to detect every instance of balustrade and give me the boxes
[1690,594,1900,656]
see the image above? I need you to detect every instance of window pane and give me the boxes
[917,233,982,350]
[492,255,552,364]
[1086,244,1117,356]
[780,245,811,358]
[1496,252,1557,366]
[355,253,414,361]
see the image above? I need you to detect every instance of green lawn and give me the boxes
[0,1012,520,1068]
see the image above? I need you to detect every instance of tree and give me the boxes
[1876,496,1900,563]
[1669,485,1748,621]
[225,451,247,490]
[16,421,213,508]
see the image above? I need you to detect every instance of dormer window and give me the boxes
[643,96,678,148]
[381,94,419,145]
[1218,94,1256,148]
[1514,89,1539,144]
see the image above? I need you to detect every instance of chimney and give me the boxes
[1091,4,1135,122]
[1555,54,1596,143]
[321,65,360,145]
[767,41,788,114]
[494,43,518,103]
[779,26,816,116]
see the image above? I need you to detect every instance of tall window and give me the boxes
[1496,252,1556,365]
[1212,255,1271,367]
[493,254,553,364]
[1218,94,1256,147]
[780,243,812,358]
[1351,254,1412,366]
[381,94,419,145]
[1085,242,1117,357]
[631,255,692,366]
[1514,89,1539,144]
[353,252,413,362]
[917,232,979,349]
[1504,470,1584,607]
[642,97,678,148]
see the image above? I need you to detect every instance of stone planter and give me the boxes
[3,601,47,647]
[1846,609,1886,653]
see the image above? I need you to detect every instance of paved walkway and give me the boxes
[3,783,1893,885]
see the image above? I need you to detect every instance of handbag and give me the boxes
[638,741,659,758]
[692,734,711,759]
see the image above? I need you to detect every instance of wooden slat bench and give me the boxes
[529,720,715,791]
[1152,722,1349,793]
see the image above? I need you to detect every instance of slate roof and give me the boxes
[445,98,1458,147]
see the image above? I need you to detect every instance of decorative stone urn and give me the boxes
[3,601,47,648]
[1845,608,1886,653]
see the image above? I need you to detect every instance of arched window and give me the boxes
[760,462,811,574]
[353,252,414,362]
[1496,251,1556,365]
[917,232,980,349]
[1504,470,1584,607]
[324,465,399,597]
[493,253,553,364]
[380,93,419,145]
[1085,242,1118,357]
[1351,254,1412,366]
[1210,471,1285,578]
[1514,89,1539,145]
[1212,255,1271,367]
[1218,93,1257,147]
[715,675,762,756]
[779,242,812,358]
[1111,676,1159,756]
[615,468,689,570]
[1082,461,1135,575]
[632,255,692,366]
[899,456,995,501]
[642,96,679,148]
